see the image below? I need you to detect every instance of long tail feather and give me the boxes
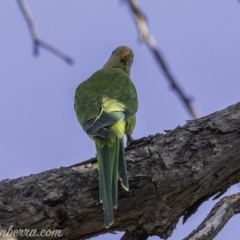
[119,137,129,191]
[99,164,103,205]
[96,139,119,228]
[112,139,119,209]
[96,135,128,227]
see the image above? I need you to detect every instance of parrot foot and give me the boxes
[126,135,134,147]
[126,135,145,147]
[126,135,154,149]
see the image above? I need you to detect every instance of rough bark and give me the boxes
[0,102,240,240]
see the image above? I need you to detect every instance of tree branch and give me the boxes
[184,193,240,240]
[1,101,240,239]
[121,231,149,240]
[16,0,73,64]
[126,0,198,119]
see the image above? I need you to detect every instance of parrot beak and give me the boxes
[120,48,131,62]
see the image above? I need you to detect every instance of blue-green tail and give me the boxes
[96,136,128,228]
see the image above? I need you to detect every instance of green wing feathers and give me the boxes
[74,69,138,127]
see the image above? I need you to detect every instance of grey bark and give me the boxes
[183,193,240,240]
[0,102,240,240]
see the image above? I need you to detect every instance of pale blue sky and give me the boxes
[1,1,240,239]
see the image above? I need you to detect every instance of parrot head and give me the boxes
[103,46,134,75]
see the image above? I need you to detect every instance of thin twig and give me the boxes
[183,193,240,240]
[16,0,73,64]
[126,0,198,119]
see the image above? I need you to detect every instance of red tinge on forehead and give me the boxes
[120,48,130,62]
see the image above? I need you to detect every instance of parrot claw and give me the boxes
[126,135,134,147]
[126,136,153,149]
[127,135,144,147]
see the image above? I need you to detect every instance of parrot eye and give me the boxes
[112,51,116,55]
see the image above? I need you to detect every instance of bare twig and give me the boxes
[126,0,198,119]
[183,193,240,240]
[16,0,73,64]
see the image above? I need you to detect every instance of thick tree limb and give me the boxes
[121,231,148,240]
[16,0,73,64]
[184,193,240,240]
[0,102,240,239]
[126,0,198,119]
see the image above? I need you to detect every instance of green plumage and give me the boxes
[74,46,138,228]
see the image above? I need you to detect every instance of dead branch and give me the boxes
[1,101,240,239]
[16,0,73,64]
[184,193,240,240]
[126,0,198,119]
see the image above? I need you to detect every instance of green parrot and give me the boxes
[74,46,138,228]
